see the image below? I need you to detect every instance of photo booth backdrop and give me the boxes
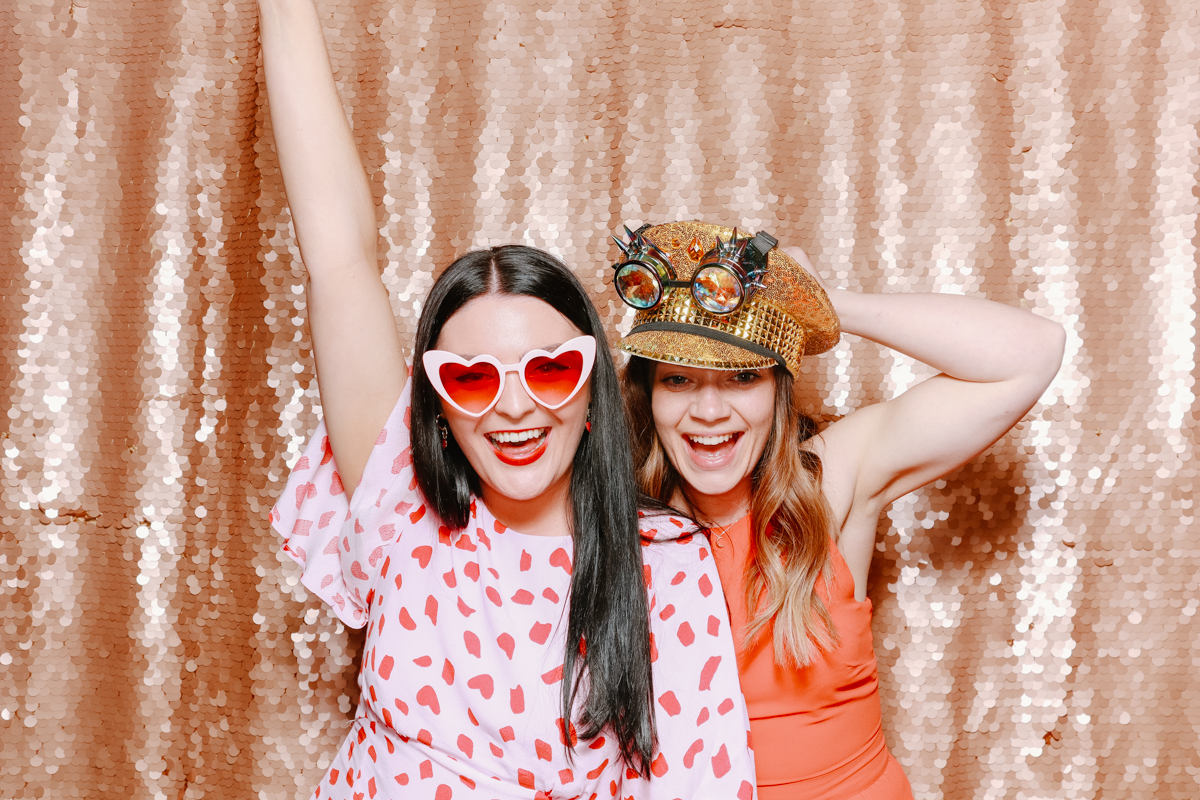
[1,0,1198,797]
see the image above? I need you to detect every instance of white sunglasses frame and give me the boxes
[422,335,597,418]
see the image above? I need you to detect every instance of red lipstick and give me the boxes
[487,429,549,466]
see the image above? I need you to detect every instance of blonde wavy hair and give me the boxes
[622,356,839,666]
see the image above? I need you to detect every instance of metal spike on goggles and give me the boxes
[610,224,678,310]
[612,224,778,315]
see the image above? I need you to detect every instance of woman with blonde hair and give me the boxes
[615,221,1065,799]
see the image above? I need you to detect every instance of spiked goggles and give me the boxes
[611,224,779,316]
[614,220,841,376]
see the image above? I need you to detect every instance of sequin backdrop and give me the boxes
[1,0,1197,797]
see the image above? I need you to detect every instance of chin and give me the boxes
[682,472,742,499]
[479,449,574,503]
[488,474,554,502]
[458,424,582,506]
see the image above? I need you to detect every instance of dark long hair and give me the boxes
[410,245,656,774]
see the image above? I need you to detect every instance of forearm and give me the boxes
[829,289,1065,385]
[258,0,377,280]
[258,0,407,496]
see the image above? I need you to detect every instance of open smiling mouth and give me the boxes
[487,428,549,466]
[683,432,743,468]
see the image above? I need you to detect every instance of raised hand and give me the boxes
[258,0,406,495]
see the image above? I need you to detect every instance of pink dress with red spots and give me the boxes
[271,384,756,800]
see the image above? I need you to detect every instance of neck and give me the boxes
[679,476,753,529]
[480,471,574,538]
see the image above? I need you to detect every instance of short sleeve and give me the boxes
[269,382,431,628]
[636,514,757,800]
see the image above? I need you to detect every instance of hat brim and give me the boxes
[619,329,780,372]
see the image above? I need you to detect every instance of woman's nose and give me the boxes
[492,369,537,419]
[690,383,731,423]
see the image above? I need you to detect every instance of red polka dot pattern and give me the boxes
[273,384,756,798]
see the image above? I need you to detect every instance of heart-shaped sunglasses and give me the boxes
[422,335,597,417]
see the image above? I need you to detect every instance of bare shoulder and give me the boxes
[801,402,888,526]
[802,407,891,598]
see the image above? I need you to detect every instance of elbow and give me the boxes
[1044,317,1067,371]
[1028,316,1067,388]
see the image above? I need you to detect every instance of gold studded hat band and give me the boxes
[615,220,840,376]
[629,321,790,371]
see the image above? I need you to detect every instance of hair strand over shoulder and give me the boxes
[623,356,839,666]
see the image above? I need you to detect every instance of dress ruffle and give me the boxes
[270,383,426,628]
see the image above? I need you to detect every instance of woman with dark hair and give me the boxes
[615,221,1065,799]
[260,5,755,799]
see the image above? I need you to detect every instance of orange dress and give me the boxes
[710,516,914,800]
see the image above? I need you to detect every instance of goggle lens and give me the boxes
[523,351,585,406]
[438,362,502,415]
[614,263,663,309]
[692,266,744,314]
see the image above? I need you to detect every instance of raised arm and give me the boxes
[788,246,1066,586]
[259,0,406,495]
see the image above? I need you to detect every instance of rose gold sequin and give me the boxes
[1,1,1197,798]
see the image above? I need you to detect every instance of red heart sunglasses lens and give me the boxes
[438,362,502,414]
[523,351,584,406]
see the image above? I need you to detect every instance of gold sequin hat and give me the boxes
[614,220,840,375]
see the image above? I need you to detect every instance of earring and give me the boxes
[436,415,449,449]
[585,404,592,433]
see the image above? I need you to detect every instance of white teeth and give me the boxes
[687,433,736,446]
[489,429,547,444]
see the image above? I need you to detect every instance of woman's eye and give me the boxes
[732,371,760,384]
[660,374,690,387]
[531,362,568,376]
